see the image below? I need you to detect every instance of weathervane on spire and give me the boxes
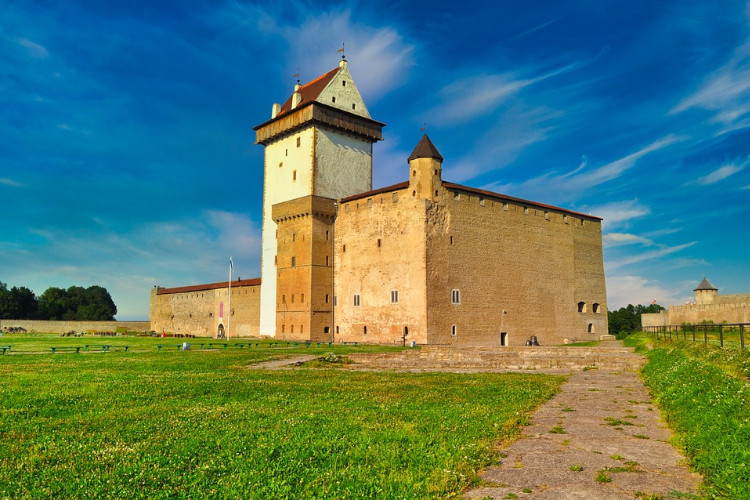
[292,68,300,84]
[420,122,427,132]
[337,43,346,60]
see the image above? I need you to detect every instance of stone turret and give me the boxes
[694,277,718,305]
[408,134,443,201]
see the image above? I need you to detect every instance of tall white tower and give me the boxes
[253,59,384,336]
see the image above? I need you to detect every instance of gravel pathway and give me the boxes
[465,367,702,499]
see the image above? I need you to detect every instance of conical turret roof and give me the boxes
[408,134,443,162]
[694,277,718,291]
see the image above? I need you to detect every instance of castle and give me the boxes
[149,59,609,345]
[641,277,750,327]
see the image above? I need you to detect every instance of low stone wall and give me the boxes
[0,319,151,334]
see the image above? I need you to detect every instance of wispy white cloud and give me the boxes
[606,241,697,272]
[0,178,23,187]
[685,156,749,186]
[582,199,650,231]
[429,63,578,124]
[602,232,654,247]
[605,275,684,309]
[482,136,681,204]
[14,37,49,59]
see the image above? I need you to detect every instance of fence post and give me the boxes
[719,325,723,347]
[741,324,745,350]
[704,325,708,344]
[692,324,696,342]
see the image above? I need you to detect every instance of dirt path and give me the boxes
[465,368,701,499]
[245,354,319,369]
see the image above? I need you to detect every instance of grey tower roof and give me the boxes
[408,134,443,162]
[694,277,718,291]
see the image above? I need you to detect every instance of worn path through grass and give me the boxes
[465,341,701,499]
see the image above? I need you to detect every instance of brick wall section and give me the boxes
[273,195,336,341]
[149,284,261,337]
[0,320,150,334]
[334,188,429,345]
[426,184,607,347]
[642,293,750,327]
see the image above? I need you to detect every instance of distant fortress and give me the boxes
[642,277,750,327]
[150,59,609,345]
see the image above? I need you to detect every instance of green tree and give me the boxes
[37,287,69,320]
[608,303,665,336]
[0,284,37,319]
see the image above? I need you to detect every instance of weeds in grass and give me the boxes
[595,470,612,483]
[605,417,635,426]
[635,492,663,500]
[569,464,584,472]
[549,425,566,434]
[521,488,532,493]
[610,454,624,460]
[561,406,575,412]
[634,434,649,439]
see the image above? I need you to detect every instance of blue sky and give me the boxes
[2,0,749,320]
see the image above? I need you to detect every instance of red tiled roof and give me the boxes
[339,181,410,203]
[442,182,602,220]
[157,278,261,295]
[276,67,340,119]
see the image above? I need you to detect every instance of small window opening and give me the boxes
[377,238,381,248]
[479,197,485,206]
[343,244,346,252]
[282,324,285,333]
[291,294,295,304]
[500,332,508,346]
[435,190,439,197]
[524,207,529,215]
[354,294,361,307]
[279,162,283,168]
[291,325,294,333]
[301,293,304,303]
[412,190,416,196]
[451,325,457,337]
[296,137,301,147]
[502,202,508,211]
[363,325,367,335]
[451,289,461,304]
[544,211,550,220]
[332,96,336,103]
[593,303,601,313]
[342,80,346,86]
[391,290,399,304]
[324,326,330,334]
[282,294,286,303]
[588,323,594,334]
[336,325,339,334]
[325,256,330,266]
[292,170,296,181]
[325,230,329,241]
[352,103,356,110]
[578,301,586,313]
[291,256,296,267]
[449,236,454,245]
[412,170,416,176]
[333,296,337,307]
[454,193,460,200]
[325,293,330,304]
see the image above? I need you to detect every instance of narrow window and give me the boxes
[333,295,337,307]
[352,103,356,110]
[336,325,339,334]
[451,325,457,337]
[343,244,346,252]
[354,294,361,306]
[412,170,416,176]
[324,326,330,333]
[451,289,461,304]
[300,325,304,334]
[301,293,304,303]
[479,197,485,206]
[434,169,438,175]
[449,236,454,245]
[291,256,296,267]
[502,202,508,211]
[292,170,297,181]
[578,301,586,313]
[282,294,286,303]
[363,325,367,335]
[285,149,288,156]
[524,207,529,215]
[292,233,296,242]
[593,303,601,313]
[392,192,398,202]
[544,211,550,220]
[279,162,283,168]
[412,190,416,196]
[282,324,285,333]
[391,290,399,304]
[500,332,508,346]
[435,190,439,197]
[342,80,346,86]
[291,325,294,333]
[367,198,372,208]
[325,230,329,241]
[325,293,330,304]
[454,193,460,200]
[325,256,330,266]
[588,323,594,333]
[296,137,301,147]
[332,96,336,103]
[274,255,277,265]
[377,238,381,248]
[291,294,295,304]
[564,215,569,224]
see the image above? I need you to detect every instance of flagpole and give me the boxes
[228,257,233,340]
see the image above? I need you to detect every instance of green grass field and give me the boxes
[0,335,562,499]
[626,333,750,498]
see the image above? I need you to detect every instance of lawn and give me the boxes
[0,336,562,499]
[626,333,750,498]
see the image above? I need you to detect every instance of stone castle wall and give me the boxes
[0,320,150,334]
[425,185,607,347]
[334,187,429,345]
[642,295,750,327]
[149,283,261,338]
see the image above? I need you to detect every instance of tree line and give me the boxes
[0,282,117,321]
[607,303,665,337]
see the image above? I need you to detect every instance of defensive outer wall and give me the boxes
[0,320,151,334]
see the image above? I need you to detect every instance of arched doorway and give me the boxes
[217,324,225,339]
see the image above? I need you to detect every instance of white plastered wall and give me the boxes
[317,62,371,119]
[314,128,373,199]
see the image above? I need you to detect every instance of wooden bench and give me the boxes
[342,342,359,347]
[51,346,82,354]
[316,342,333,348]
[156,344,183,351]
[0,346,11,355]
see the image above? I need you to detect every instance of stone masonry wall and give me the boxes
[426,185,608,347]
[0,320,150,334]
[149,285,261,338]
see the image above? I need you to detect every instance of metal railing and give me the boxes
[643,323,748,349]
